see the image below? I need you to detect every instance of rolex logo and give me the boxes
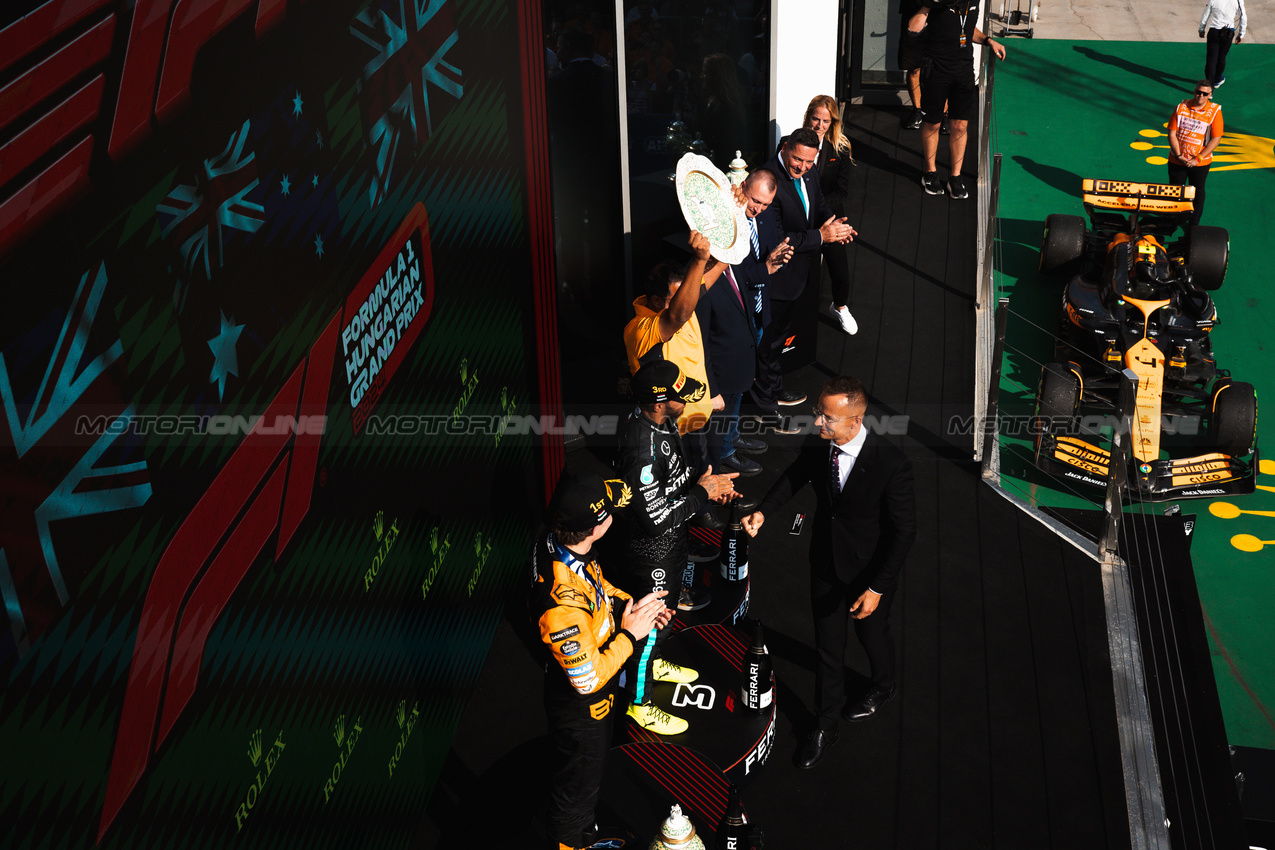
[248,729,264,766]
[430,527,441,553]
[1209,458,1275,552]
[396,700,407,728]
[459,357,468,384]
[374,510,384,541]
[474,531,484,558]
[1131,125,1275,172]
[334,715,346,746]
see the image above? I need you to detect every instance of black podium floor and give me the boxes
[421,105,1132,848]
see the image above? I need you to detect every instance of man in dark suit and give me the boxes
[753,128,855,426]
[742,375,916,769]
[697,168,792,476]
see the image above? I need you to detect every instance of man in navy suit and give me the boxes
[696,168,792,476]
[742,375,916,769]
[753,128,856,427]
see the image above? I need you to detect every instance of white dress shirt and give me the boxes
[1201,0,1247,37]
[830,425,869,492]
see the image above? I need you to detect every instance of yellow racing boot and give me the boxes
[653,658,699,684]
[627,701,689,735]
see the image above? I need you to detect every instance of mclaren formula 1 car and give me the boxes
[1033,178,1258,501]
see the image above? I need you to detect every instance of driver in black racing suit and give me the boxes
[611,359,738,735]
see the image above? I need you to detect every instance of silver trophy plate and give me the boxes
[674,153,749,265]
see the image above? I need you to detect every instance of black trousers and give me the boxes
[810,564,897,732]
[823,239,852,308]
[545,684,616,849]
[752,296,798,408]
[1205,27,1235,85]
[616,538,682,704]
[1167,162,1211,226]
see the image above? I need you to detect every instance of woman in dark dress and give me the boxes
[804,95,858,334]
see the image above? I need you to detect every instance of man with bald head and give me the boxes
[742,375,916,769]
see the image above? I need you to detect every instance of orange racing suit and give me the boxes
[530,533,637,850]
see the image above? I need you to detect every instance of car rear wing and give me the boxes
[1082,178,1196,215]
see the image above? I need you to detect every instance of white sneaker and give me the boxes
[831,303,858,335]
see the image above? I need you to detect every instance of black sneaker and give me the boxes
[677,587,711,612]
[921,171,942,195]
[776,389,806,406]
[688,537,718,561]
[771,415,802,436]
[1215,76,1226,87]
[721,453,762,476]
[690,510,725,531]
[904,109,923,130]
[948,174,969,200]
[733,436,767,454]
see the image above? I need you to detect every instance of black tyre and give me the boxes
[1036,362,1080,444]
[1188,225,1229,291]
[1039,214,1086,276]
[1212,380,1256,455]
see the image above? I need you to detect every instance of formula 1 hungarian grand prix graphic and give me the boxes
[0,1,551,847]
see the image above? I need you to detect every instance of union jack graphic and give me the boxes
[0,263,152,668]
[351,0,463,206]
[157,119,266,283]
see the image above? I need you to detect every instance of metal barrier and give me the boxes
[970,24,1173,850]
[973,29,998,465]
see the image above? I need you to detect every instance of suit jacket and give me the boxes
[695,265,756,396]
[816,142,853,218]
[758,433,916,591]
[760,153,836,301]
[733,210,782,330]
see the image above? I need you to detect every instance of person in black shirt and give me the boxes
[898,0,926,130]
[909,1,1006,199]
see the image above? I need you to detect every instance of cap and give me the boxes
[632,360,706,405]
[548,471,632,532]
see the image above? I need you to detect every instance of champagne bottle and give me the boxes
[740,619,772,711]
[717,784,748,850]
[718,501,749,581]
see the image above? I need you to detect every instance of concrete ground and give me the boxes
[1019,0,1269,43]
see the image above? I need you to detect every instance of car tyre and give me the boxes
[1212,380,1256,455]
[1036,362,1080,449]
[1039,214,1086,276]
[1188,225,1229,291]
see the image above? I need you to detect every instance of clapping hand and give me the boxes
[697,465,740,503]
[819,216,857,244]
[622,591,675,636]
[766,238,793,274]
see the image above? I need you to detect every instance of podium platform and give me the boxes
[607,621,776,845]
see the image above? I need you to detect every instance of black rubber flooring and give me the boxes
[421,105,1132,849]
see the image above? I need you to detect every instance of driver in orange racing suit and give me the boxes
[529,471,674,850]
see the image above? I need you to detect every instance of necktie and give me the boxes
[724,266,745,309]
[829,446,842,494]
[747,215,760,259]
[795,177,809,217]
